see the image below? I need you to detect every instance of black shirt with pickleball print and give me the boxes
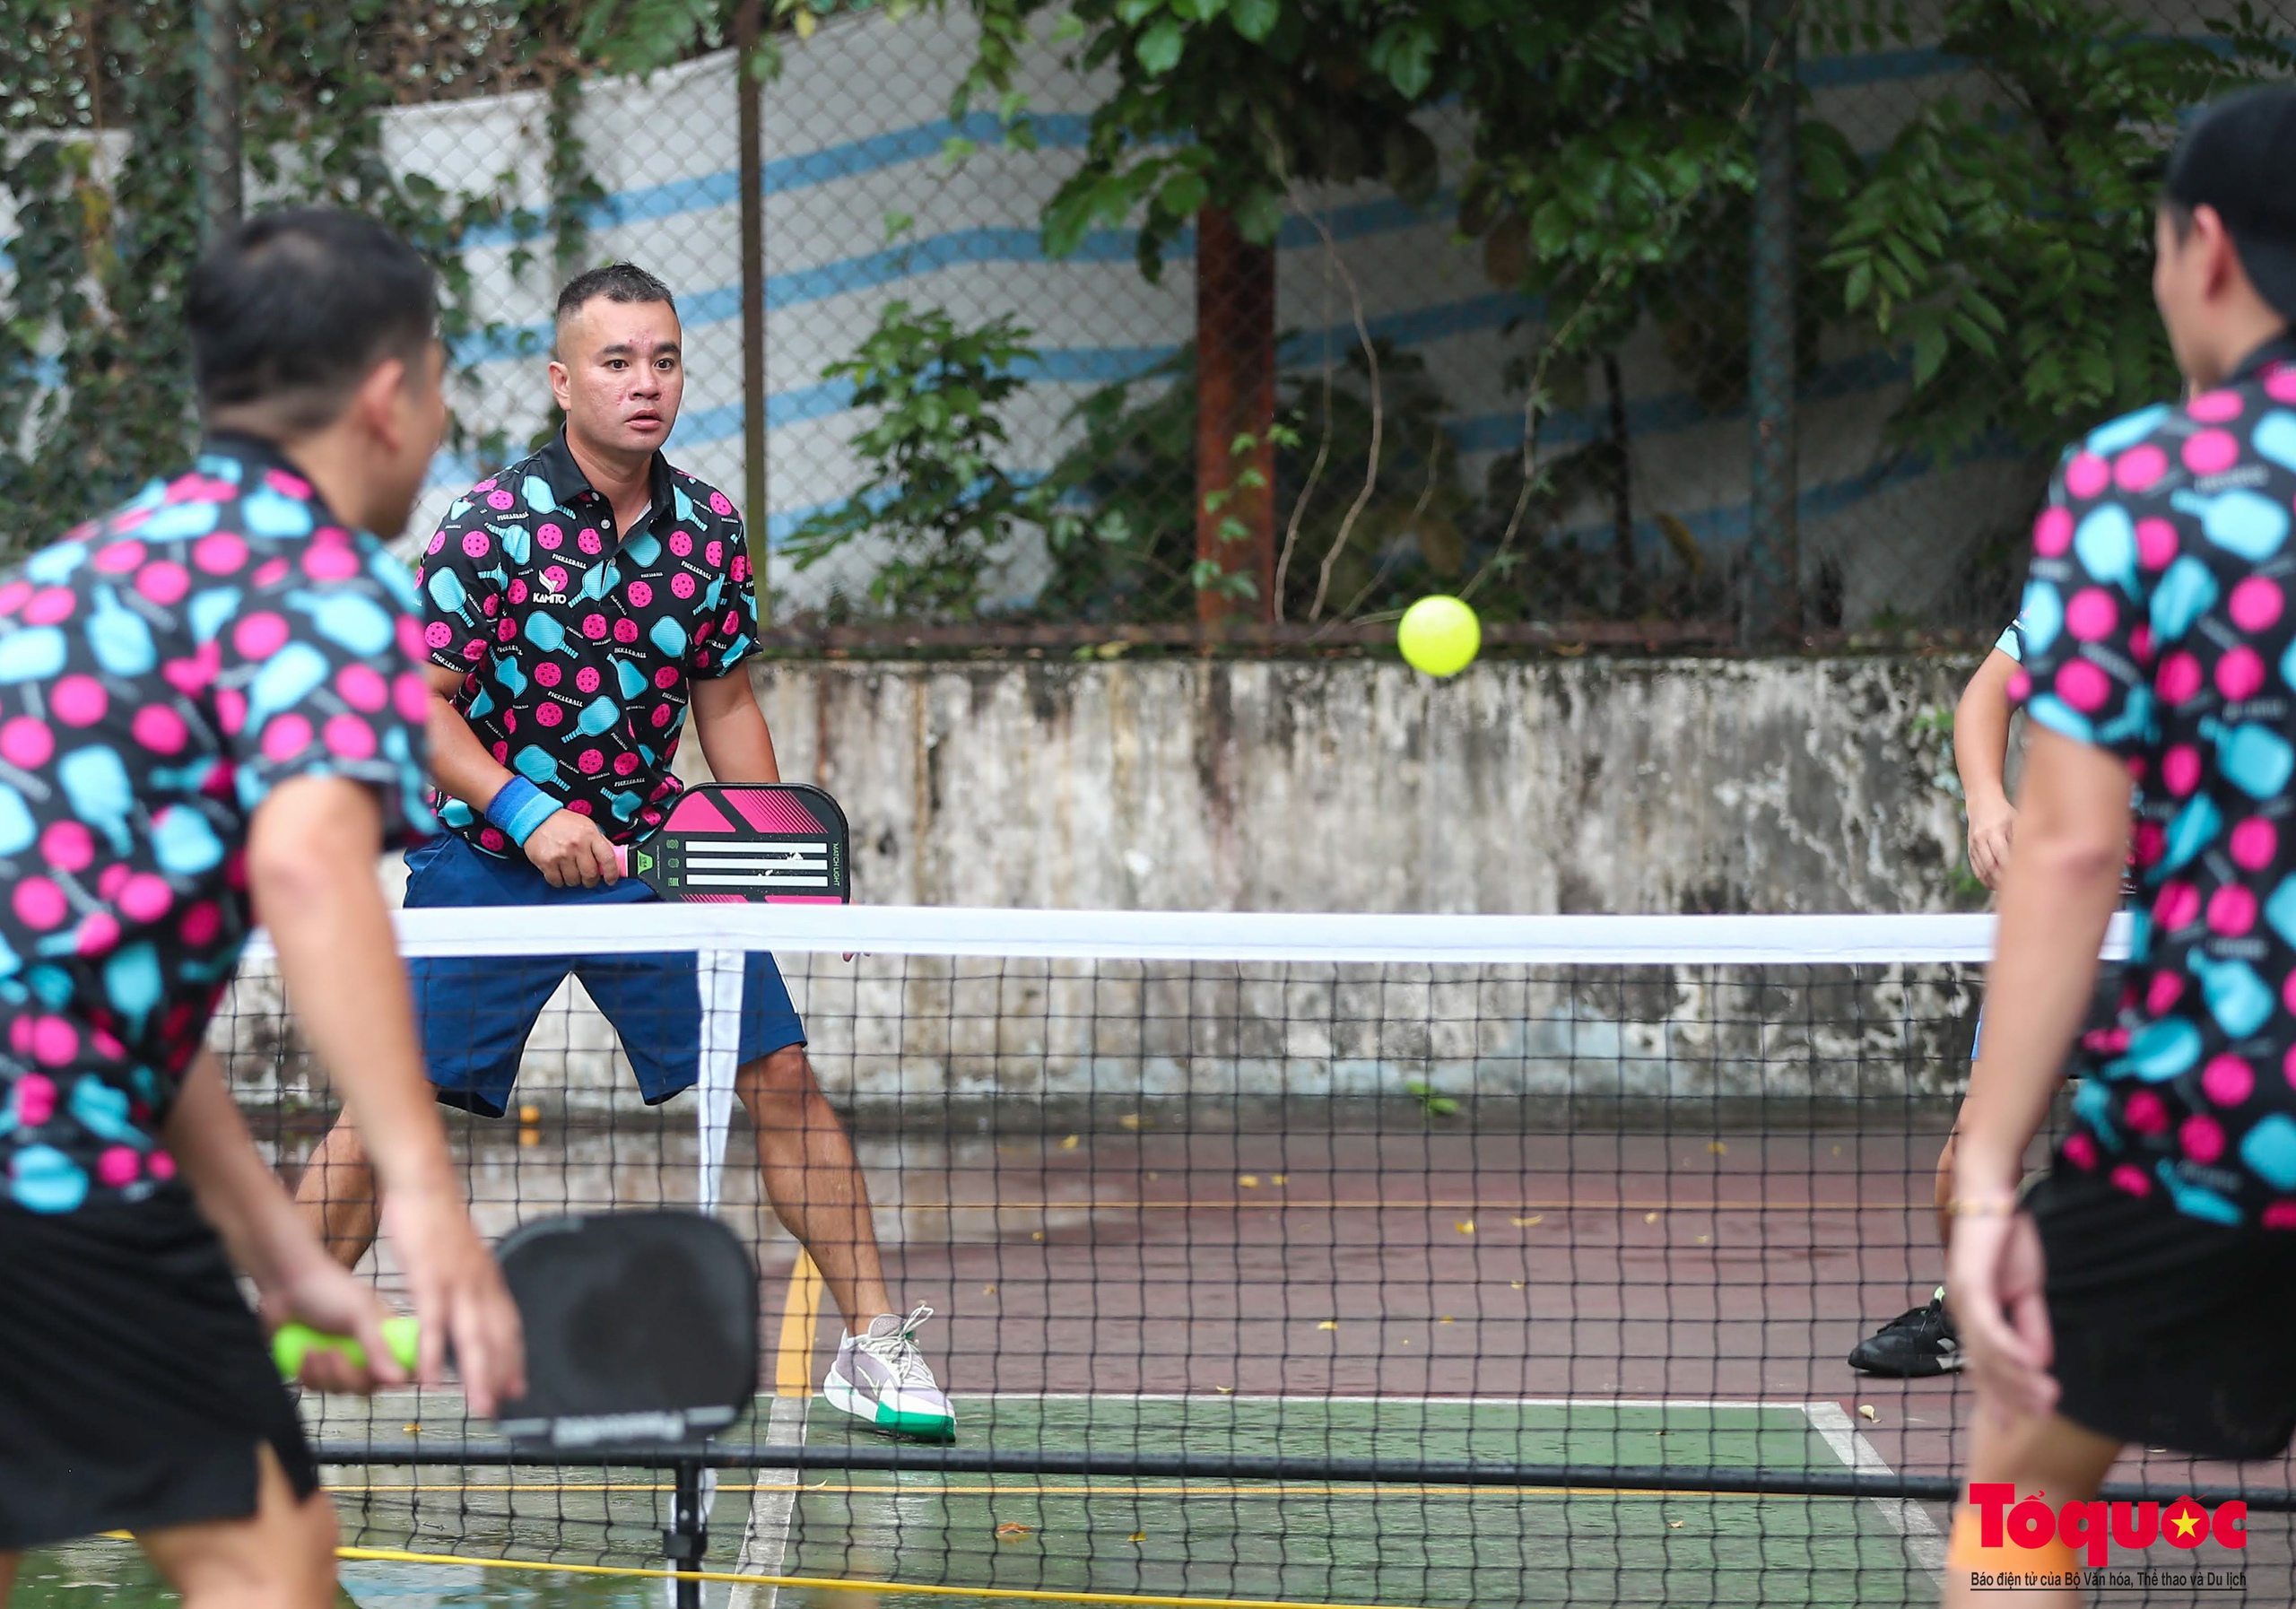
[413,431,760,857]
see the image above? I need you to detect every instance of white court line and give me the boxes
[1804,1400,1948,1581]
[726,1396,809,1609]
[925,1392,1822,1409]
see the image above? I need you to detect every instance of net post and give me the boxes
[663,1457,708,1609]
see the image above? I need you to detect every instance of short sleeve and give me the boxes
[2013,443,2163,760]
[213,535,439,848]
[695,511,761,680]
[1994,617,2024,663]
[410,498,504,674]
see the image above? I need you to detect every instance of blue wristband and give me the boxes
[485,776,561,847]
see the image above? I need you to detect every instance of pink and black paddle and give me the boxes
[612,783,850,903]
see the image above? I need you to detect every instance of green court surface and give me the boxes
[0,1396,1937,1608]
[773,1395,1936,1608]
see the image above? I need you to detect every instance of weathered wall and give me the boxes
[225,656,1987,1113]
[727,656,1978,916]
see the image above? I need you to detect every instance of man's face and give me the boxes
[551,297,683,461]
[370,340,448,539]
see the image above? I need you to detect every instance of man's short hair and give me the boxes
[187,208,438,435]
[554,262,677,347]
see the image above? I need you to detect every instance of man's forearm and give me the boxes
[250,781,458,1205]
[692,672,781,785]
[1953,651,2019,807]
[428,680,518,815]
[1957,735,2129,1188]
[164,1051,330,1292]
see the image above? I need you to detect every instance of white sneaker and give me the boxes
[823,1304,956,1441]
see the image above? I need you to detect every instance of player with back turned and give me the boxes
[0,211,523,1606]
[1946,86,2296,1604]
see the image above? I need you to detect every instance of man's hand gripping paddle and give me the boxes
[275,1211,759,1450]
[613,783,850,903]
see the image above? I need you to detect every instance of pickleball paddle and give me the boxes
[611,782,850,904]
[274,1210,759,1451]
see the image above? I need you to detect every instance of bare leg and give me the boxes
[291,1115,383,1272]
[0,1550,16,1604]
[1942,1409,2120,1609]
[737,1045,893,1329]
[1935,1126,1960,1251]
[136,1442,340,1609]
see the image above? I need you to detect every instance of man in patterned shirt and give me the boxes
[1947,88,2296,1598]
[0,211,522,1597]
[292,263,953,1440]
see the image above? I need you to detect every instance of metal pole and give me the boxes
[1743,0,1798,648]
[735,0,771,621]
[192,0,242,245]
[663,1457,707,1609]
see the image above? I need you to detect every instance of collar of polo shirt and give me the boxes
[535,428,677,545]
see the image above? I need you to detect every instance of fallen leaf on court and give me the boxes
[1695,1234,1709,1244]
[1669,1520,1685,1529]
[983,1284,997,1294]
[1439,1316,1454,1324]
[1145,1170,1160,1180]
[1708,1141,1727,1154]
[1272,1174,1288,1186]
[404,1423,422,1435]
[1401,1337,1412,1345]
[1513,1215,1543,1227]
[1060,1135,1079,1150]
[995,1522,1032,1540]
[1456,1220,1475,1234]
[1510,1280,1526,1290]
[1857,1405,1879,1422]
[1239,1175,1260,1187]
[1644,1212,1659,1223]
[1215,1385,1235,1394]
[1031,1231,1044,1240]
[1318,1320,1338,1330]
[1129,1532,1147,1544]
[1118,1113,1143,1129]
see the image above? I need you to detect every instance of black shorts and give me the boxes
[0,1191,318,1550]
[2031,1165,2296,1461]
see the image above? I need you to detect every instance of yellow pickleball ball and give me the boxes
[1397,596,1481,677]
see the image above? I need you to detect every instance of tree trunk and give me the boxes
[1194,205,1277,631]
[1603,351,1639,615]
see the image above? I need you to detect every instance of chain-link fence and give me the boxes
[6,0,2292,650]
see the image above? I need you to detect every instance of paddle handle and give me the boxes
[273,1316,421,1384]
[613,844,630,876]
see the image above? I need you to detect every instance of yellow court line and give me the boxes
[776,1248,824,1398]
[335,1544,1419,1609]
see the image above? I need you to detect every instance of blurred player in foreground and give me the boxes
[0,211,523,1605]
[1947,87,2296,1605]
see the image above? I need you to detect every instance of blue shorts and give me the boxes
[402,832,805,1118]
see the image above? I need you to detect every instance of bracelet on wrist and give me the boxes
[1945,1194,2022,1219]
[484,776,561,847]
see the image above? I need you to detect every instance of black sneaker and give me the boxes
[1848,1288,1963,1377]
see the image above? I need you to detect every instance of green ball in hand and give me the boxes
[1397,596,1481,677]
[274,1315,421,1383]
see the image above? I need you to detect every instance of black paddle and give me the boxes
[276,1210,758,1451]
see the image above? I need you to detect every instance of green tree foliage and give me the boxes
[1822,0,2294,461]
[783,301,1058,618]
[959,0,1450,277]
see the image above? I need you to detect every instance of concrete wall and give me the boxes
[213,656,1991,1115]
[735,655,1978,916]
